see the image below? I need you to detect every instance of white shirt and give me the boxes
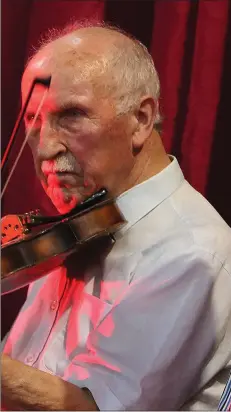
[3,156,231,410]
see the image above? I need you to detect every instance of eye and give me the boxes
[61,108,85,119]
[25,112,41,124]
[25,112,35,122]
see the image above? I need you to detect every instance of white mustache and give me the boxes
[41,155,81,175]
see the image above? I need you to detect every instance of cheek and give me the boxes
[65,124,102,167]
[27,132,40,164]
[64,117,133,177]
[81,131,132,180]
[27,135,38,158]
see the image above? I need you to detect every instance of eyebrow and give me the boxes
[25,93,91,115]
[58,101,80,110]
[57,97,90,111]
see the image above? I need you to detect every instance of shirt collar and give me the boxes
[115,156,184,237]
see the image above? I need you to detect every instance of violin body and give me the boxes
[1,199,125,295]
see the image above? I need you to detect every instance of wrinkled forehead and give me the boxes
[21,40,108,105]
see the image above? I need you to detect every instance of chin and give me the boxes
[45,183,97,215]
[52,195,79,215]
[55,204,74,214]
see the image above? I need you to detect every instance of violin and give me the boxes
[1,77,126,295]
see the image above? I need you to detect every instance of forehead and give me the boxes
[21,41,107,107]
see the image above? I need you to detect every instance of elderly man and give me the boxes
[1,23,231,411]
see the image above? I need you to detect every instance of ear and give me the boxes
[132,96,157,150]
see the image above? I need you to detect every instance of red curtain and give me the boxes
[2,0,231,336]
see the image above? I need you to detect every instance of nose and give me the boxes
[38,119,66,160]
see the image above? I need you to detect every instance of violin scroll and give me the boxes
[1,210,41,245]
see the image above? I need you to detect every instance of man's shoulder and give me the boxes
[124,180,231,279]
[169,180,231,269]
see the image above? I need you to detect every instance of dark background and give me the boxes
[2,0,231,338]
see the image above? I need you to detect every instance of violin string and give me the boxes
[1,89,49,199]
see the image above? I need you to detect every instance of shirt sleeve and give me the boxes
[61,244,231,410]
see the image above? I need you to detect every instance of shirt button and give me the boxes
[50,300,58,311]
[26,355,34,364]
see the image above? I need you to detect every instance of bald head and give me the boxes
[26,23,162,128]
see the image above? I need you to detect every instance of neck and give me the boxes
[114,131,170,197]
